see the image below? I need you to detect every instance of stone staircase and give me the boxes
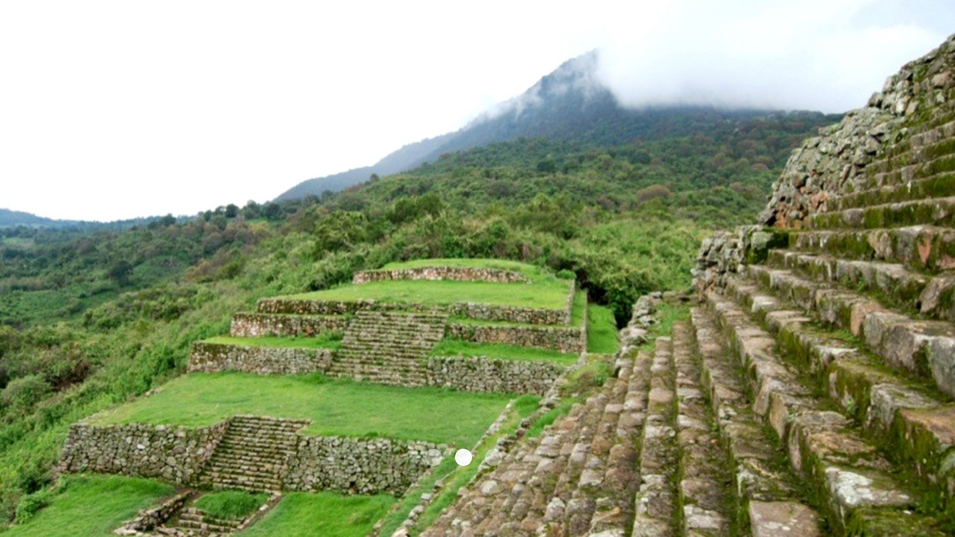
[328,311,448,386]
[199,416,309,493]
[419,355,644,537]
[157,507,244,537]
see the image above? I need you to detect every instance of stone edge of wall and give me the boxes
[444,323,584,354]
[230,312,349,338]
[426,356,568,396]
[692,225,790,293]
[118,491,193,533]
[353,266,529,285]
[188,342,333,375]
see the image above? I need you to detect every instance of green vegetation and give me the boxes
[193,491,268,520]
[375,394,540,536]
[204,333,342,350]
[235,492,393,537]
[570,290,586,326]
[429,339,579,365]
[90,373,509,447]
[0,110,834,526]
[586,305,619,354]
[281,278,572,311]
[4,475,173,536]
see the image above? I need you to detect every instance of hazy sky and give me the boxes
[1,1,952,222]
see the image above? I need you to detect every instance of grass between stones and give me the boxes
[203,333,343,350]
[429,339,579,365]
[4,475,174,537]
[192,490,268,520]
[378,258,559,284]
[279,278,573,311]
[586,305,618,354]
[375,395,540,536]
[89,373,510,447]
[233,492,394,537]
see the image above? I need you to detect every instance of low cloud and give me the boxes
[593,0,950,113]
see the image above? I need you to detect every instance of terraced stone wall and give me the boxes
[258,298,571,326]
[230,313,349,337]
[285,438,445,496]
[353,266,529,284]
[444,323,585,354]
[426,356,568,395]
[58,422,228,484]
[188,342,333,375]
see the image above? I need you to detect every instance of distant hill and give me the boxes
[276,51,834,202]
[0,208,67,227]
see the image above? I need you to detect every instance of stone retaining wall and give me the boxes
[230,313,349,338]
[258,298,570,326]
[692,225,789,293]
[285,438,445,496]
[188,342,333,375]
[353,267,529,284]
[427,356,567,395]
[445,323,585,354]
[59,422,228,484]
[117,491,193,533]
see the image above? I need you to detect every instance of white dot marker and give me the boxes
[454,448,473,466]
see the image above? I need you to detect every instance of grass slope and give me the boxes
[586,305,619,354]
[193,491,268,520]
[90,373,509,447]
[235,492,393,537]
[280,278,572,311]
[4,475,174,537]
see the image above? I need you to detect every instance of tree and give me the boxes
[107,260,133,287]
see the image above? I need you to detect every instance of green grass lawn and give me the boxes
[235,492,394,537]
[89,373,510,447]
[279,278,572,311]
[5,475,174,537]
[203,334,342,350]
[193,490,268,520]
[587,305,619,354]
[378,258,553,282]
[430,339,578,365]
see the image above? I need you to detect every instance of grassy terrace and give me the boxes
[236,492,394,537]
[430,340,578,365]
[587,305,619,354]
[278,279,571,311]
[5,475,174,537]
[89,373,509,447]
[203,334,343,350]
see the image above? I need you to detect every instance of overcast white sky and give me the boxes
[1,1,953,222]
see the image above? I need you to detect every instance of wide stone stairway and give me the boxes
[328,310,448,386]
[199,415,309,493]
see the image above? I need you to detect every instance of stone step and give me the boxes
[745,264,955,398]
[765,249,955,322]
[864,147,955,192]
[830,171,955,212]
[807,195,955,230]
[690,307,824,537]
[630,341,679,537]
[722,276,955,513]
[790,226,955,273]
[672,322,733,537]
[704,289,948,535]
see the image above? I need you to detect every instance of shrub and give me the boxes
[556,269,576,280]
[0,375,51,410]
[14,488,52,524]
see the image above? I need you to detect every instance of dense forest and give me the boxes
[0,109,837,527]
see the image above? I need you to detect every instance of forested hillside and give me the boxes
[0,109,836,528]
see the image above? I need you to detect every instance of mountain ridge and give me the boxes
[276,51,832,202]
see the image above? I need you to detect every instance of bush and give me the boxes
[0,375,51,411]
[14,488,52,524]
[556,269,575,280]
